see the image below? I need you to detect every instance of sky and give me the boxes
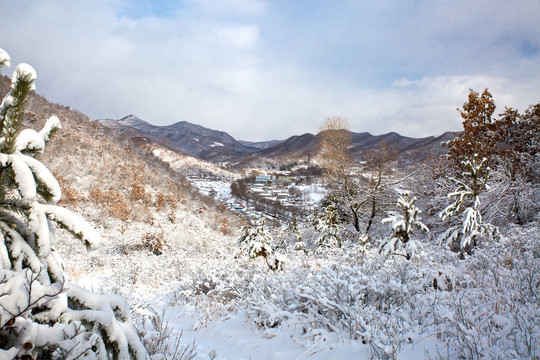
[0,0,539,141]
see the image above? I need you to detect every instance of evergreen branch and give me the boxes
[1,67,36,153]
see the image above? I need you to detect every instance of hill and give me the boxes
[99,115,454,168]
[0,74,240,240]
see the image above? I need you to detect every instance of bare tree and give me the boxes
[362,144,398,233]
[318,116,363,230]
[319,116,353,177]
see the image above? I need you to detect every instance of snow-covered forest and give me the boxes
[0,48,539,360]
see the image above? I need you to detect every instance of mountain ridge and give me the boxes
[97,115,455,167]
[97,115,259,162]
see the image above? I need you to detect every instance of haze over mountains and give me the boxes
[98,115,455,167]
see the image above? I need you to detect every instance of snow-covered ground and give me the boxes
[59,198,540,359]
[42,136,539,360]
[142,305,382,360]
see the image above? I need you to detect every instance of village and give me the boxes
[187,168,325,224]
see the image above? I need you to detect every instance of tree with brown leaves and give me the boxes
[445,88,497,165]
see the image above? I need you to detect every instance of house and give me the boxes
[255,175,272,183]
[277,176,295,183]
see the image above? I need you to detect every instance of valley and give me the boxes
[1,2,539,358]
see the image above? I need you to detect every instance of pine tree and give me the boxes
[380,192,428,260]
[239,220,282,270]
[0,48,147,359]
[314,204,342,249]
[440,154,499,252]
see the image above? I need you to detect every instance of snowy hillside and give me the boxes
[149,145,238,179]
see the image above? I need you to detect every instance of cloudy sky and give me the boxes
[1,0,539,141]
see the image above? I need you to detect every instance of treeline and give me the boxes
[318,90,539,239]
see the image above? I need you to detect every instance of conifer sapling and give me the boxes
[314,204,342,249]
[440,154,499,252]
[0,48,148,359]
[239,220,283,271]
[381,192,428,260]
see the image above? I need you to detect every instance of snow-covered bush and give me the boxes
[426,225,540,359]
[380,192,428,260]
[0,48,147,359]
[440,154,499,252]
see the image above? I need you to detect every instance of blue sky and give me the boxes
[1,0,539,141]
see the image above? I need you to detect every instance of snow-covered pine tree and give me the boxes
[284,215,306,252]
[239,220,282,270]
[380,192,428,260]
[0,48,147,359]
[314,204,342,249]
[440,154,499,252]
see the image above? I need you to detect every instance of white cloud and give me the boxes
[216,25,260,49]
[0,0,538,142]
[189,0,267,16]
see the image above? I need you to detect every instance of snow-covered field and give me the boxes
[57,200,540,359]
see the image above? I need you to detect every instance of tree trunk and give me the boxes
[350,206,360,232]
[365,196,376,233]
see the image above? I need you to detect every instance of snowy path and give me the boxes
[165,306,371,360]
[154,301,430,360]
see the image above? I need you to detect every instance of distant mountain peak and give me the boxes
[98,115,259,162]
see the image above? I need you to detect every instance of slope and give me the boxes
[0,74,240,245]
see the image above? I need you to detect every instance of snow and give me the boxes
[0,95,15,117]
[21,154,62,203]
[160,306,374,360]
[42,204,101,250]
[9,153,37,199]
[54,205,539,360]
[15,129,46,153]
[13,63,37,90]
[209,141,224,147]
[0,48,10,67]
[39,115,62,141]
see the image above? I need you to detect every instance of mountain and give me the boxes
[98,115,455,168]
[98,115,259,162]
[258,133,319,159]
[238,139,285,150]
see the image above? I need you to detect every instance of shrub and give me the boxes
[142,231,168,255]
